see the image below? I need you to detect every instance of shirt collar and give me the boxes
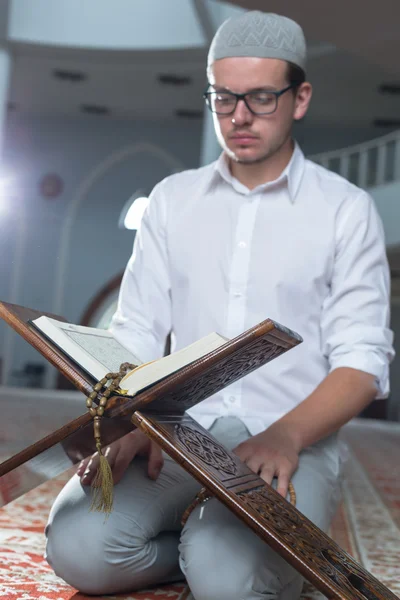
[209,140,305,203]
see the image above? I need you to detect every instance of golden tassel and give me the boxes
[90,416,114,515]
[84,363,138,516]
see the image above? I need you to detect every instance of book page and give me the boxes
[62,329,141,375]
[120,332,228,395]
[31,317,142,381]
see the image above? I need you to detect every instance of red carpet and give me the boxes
[1,419,400,599]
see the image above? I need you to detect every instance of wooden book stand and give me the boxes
[0,301,398,600]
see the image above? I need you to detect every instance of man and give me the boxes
[45,11,394,600]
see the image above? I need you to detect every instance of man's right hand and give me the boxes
[76,429,164,485]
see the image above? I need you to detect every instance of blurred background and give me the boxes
[1,0,400,480]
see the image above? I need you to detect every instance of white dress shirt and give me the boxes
[110,143,394,436]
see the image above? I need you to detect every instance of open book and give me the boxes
[1,304,303,481]
[31,316,228,396]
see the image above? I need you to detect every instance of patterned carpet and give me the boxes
[1,418,400,600]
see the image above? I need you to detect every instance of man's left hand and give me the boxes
[233,422,301,499]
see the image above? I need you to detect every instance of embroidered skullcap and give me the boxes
[208,11,307,72]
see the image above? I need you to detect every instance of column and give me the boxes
[0,46,17,385]
[0,46,11,158]
[199,106,221,167]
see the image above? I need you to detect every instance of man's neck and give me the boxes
[229,138,295,191]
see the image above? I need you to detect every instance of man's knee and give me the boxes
[45,475,153,594]
[46,509,151,594]
[179,501,302,600]
[182,543,302,600]
[182,539,300,600]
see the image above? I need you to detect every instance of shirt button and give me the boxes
[238,241,247,249]
[229,396,236,404]
[233,292,242,298]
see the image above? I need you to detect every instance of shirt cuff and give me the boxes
[329,352,390,399]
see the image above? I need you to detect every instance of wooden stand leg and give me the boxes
[132,411,399,600]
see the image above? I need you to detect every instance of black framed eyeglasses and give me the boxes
[203,84,296,116]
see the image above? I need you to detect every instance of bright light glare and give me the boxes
[123,196,149,230]
[0,177,14,215]
[0,179,8,198]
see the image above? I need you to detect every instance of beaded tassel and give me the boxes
[90,416,114,514]
[85,363,136,515]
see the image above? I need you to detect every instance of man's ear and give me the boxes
[293,82,312,121]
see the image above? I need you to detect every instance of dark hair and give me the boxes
[287,62,306,90]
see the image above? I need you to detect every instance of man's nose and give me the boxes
[231,98,253,125]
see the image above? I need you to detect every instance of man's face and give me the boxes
[208,57,311,165]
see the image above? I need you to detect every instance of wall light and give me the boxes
[119,190,149,230]
[0,175,16,214]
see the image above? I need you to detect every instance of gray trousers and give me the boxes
[45,417,342,600]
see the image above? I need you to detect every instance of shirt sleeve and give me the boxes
[109,180,172,363]
[320,190,395,398]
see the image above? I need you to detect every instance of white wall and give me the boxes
[370,181,400,247]
[0,113,202,384]
[8,0,206,49]
[388,304,400,421]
